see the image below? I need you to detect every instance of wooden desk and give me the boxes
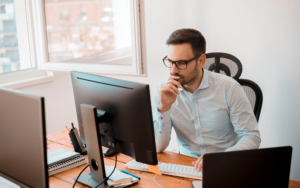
[47,129,300,188]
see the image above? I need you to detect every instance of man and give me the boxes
[152,28,260,172]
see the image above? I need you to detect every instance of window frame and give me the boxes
[33,0,143,75]
[0,0,54,89]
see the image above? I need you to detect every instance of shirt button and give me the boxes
[160,117,163,119]
[197,134,200,137]
[193,99,195,102]
[202,147,205,149]
[195,117,198,119]
[159,131,162,133]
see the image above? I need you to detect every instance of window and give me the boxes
[0,0,26,74]
[38,0,143,75]
[0,0,53,89]
[0,0,141,88]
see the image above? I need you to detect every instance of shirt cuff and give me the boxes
[156,108,171,125]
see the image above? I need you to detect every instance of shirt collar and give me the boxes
[199,69,209,90]
[178,69,209,92]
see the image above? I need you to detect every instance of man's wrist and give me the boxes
[158,105,171,113]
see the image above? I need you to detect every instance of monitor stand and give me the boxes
[74,104,114,188]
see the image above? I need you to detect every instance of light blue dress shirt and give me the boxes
[152,69,261,158]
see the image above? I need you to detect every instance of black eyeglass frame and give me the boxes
[162,54,201,70]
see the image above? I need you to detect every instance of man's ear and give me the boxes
[198,54,206,68]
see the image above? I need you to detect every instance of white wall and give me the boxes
[19,0,300,181]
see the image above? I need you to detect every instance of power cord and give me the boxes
[72,141,118,188]
[72,164,90,188]
[95,141,118,188]
[153,174,163,187]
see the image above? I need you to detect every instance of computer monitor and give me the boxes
[0,87,49,188]
[71,71,158,186]
[71,71,158,164]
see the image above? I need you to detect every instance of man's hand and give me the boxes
[192,153,209,172]
[158,76,182,113]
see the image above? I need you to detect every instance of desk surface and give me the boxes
[47,129,300,188]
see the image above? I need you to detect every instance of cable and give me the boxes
[153,174,163,187]
[95,141,118,188]
[72,164,90,188]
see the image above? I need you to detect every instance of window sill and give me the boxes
[0,71,54,89]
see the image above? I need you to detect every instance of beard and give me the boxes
[171,63,200,86]
[170,74,185,85]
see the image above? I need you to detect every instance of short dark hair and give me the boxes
[166,28,206,56]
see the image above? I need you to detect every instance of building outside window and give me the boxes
[0,0,20,74]
[44,0,134,67]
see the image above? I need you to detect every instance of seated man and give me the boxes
[152,28,260,172]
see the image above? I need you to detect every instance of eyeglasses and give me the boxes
[162,55,201,70]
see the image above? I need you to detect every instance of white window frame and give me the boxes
[0,0,54,89]
[32,0,143,75]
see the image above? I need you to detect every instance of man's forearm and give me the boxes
[158,104,171,113]
[225,133,261,152]
[153,110,172,152]
[225,130,261,151]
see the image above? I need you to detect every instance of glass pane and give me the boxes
[0,0,22,74]
[44,0,132,66]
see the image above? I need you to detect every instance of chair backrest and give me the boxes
[237,79,263,122]
[204,52,263,122]
[204,52,243,80]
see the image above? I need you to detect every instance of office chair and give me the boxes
[204,52,243,80]
[238,79,263,122]
[204,52,263,122]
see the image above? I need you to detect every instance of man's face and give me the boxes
[167,43,202,86]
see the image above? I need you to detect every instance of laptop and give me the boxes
[192,146,292,188]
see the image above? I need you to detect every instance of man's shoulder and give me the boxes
[206,70,239,86]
